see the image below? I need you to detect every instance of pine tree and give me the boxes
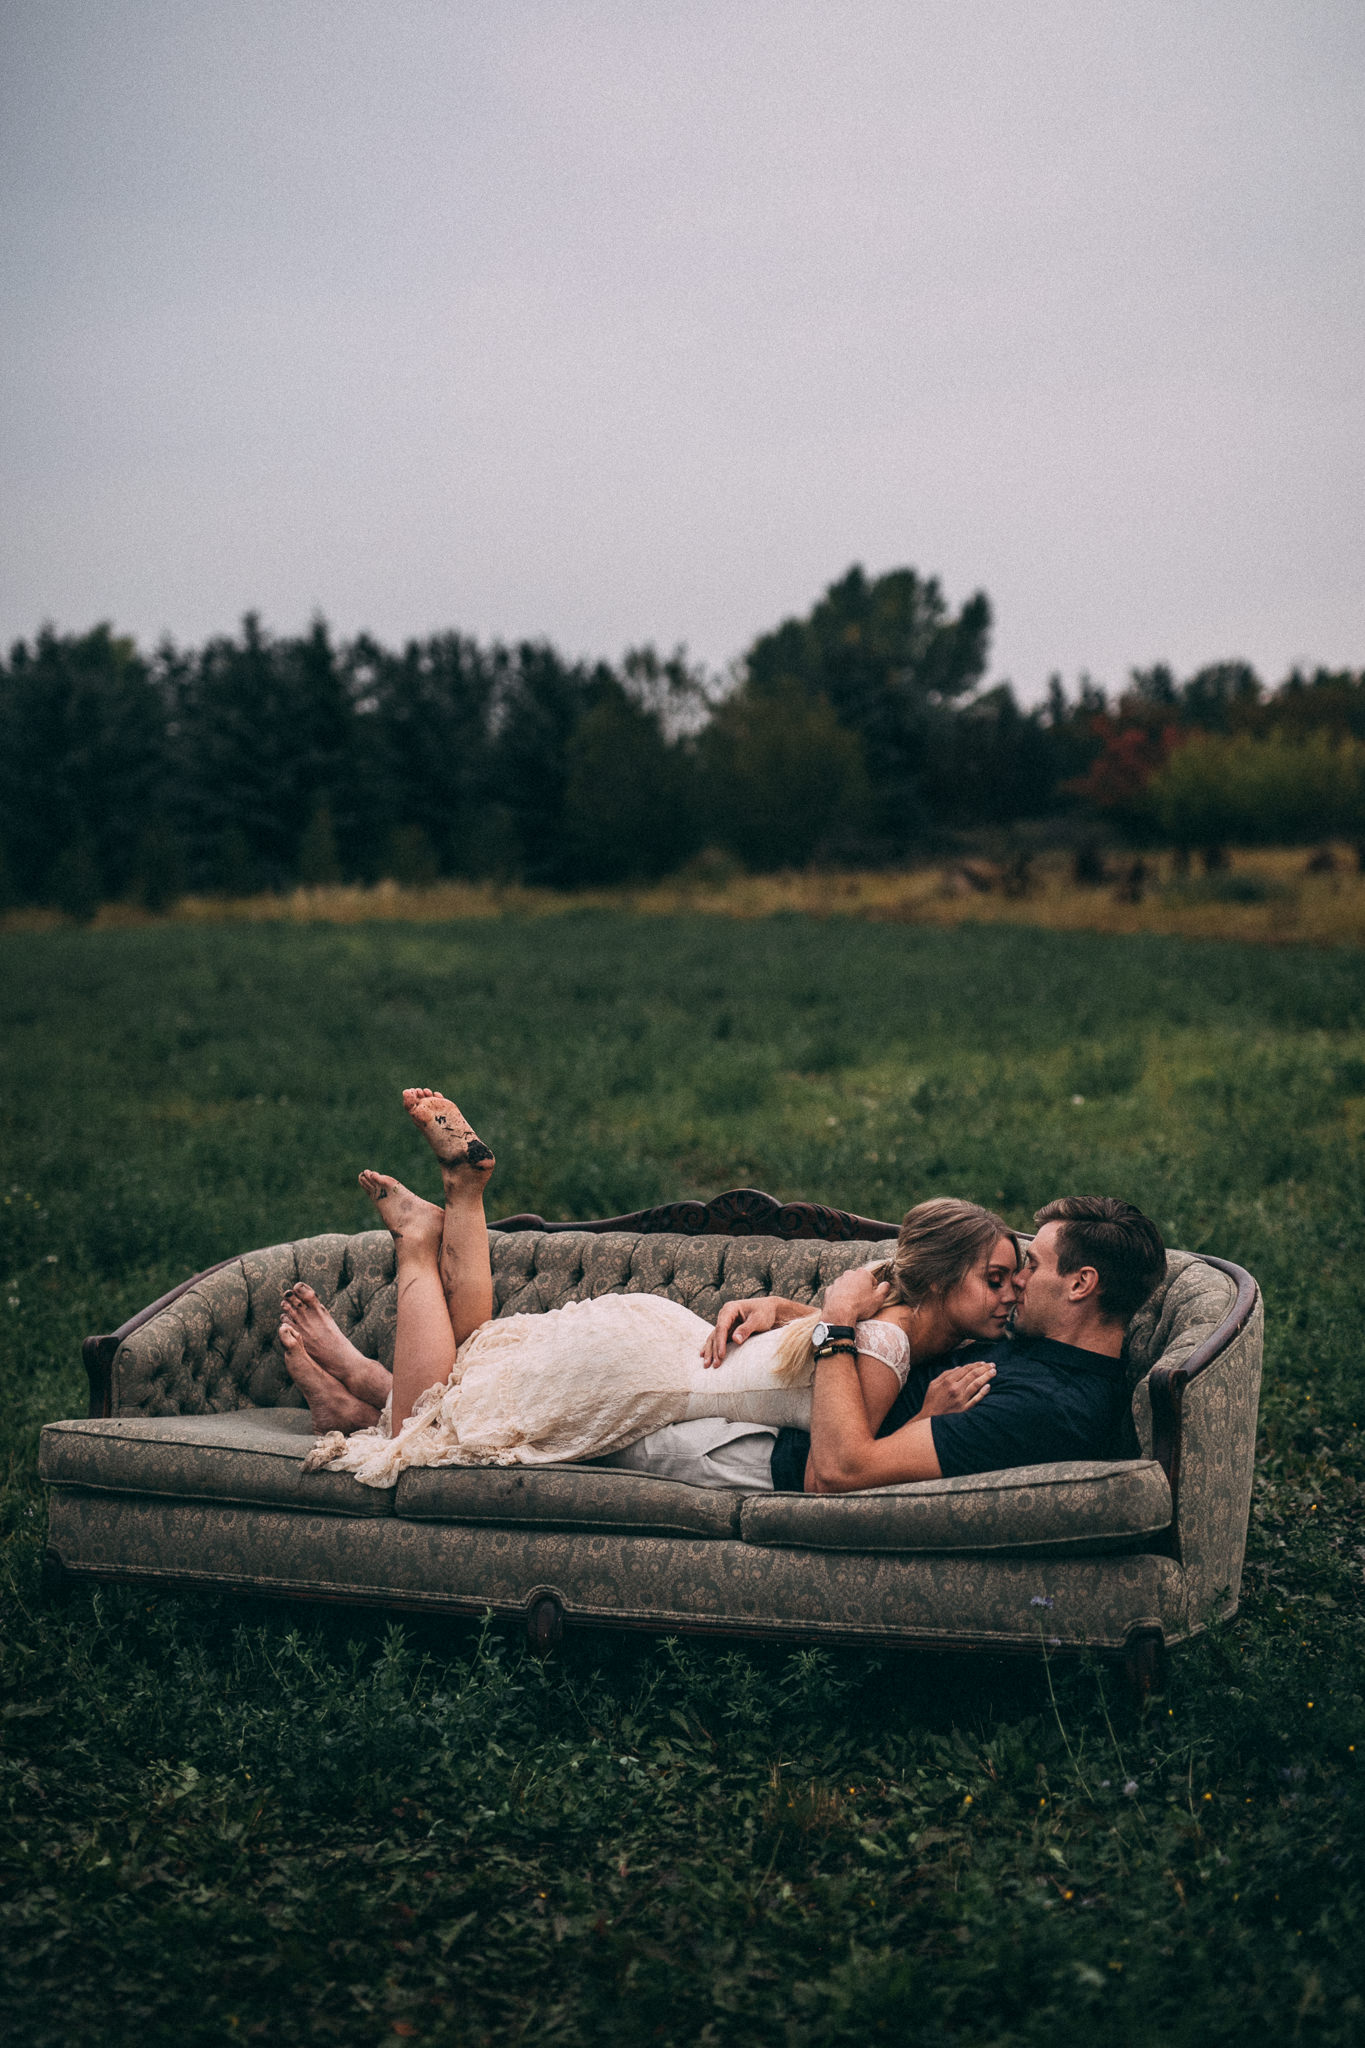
[298,797,342,885]
[0,624,170,908]
[739,565,992,850]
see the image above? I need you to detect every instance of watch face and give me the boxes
[813,1322,831,1348]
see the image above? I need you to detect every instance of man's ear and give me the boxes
[1067,1264,1101,1304]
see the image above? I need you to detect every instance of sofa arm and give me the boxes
[86,1233,399,1418]
[1147,1256,1259,1484]
[1148,1258,1263,1624]
[83,1257,242,1416]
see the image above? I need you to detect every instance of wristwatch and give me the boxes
[812,1321,857,1358]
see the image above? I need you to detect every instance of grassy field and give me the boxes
[2,913,1363,2045]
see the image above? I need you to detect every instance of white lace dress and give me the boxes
[302,1295,912,1488]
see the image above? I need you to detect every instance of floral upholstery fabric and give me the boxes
[44,1490,1189,1651]
[486,1231,896,1326]
[1123,1249,1237,1455]
[740,1459,1171,1555]
[111,1233,399,1416]
[396,1464,746,1539]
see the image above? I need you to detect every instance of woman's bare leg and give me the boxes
[358,1171,456,1430]
[402,1088,497,1345]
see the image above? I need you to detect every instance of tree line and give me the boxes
[2,563,1362,916]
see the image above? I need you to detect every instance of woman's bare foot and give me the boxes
[402,1089,495,1190]
[280,1325,382,1435]
[359,1170,447,1250]
[280,1284,392,1408]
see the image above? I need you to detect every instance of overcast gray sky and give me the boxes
[2,0,1362,700]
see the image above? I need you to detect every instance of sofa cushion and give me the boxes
[739,1459,1172,1555]
[38,1410,394,1517]
[395,1463,748,1539]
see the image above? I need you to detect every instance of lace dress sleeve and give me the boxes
[854,1319,911,1386]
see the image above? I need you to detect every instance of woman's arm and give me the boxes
[701,1282,903,1434]
[698,1293,809,1367]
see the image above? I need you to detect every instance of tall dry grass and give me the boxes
[5,845,1365,944]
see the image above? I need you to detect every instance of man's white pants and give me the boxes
[598,1418,777,1490]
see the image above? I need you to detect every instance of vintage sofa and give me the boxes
[40,1189,1262,1687]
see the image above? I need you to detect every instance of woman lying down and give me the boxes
[286,1090,1017,1493]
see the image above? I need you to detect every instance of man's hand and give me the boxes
[918,1360,995,1416]
[819,1266,891,1330]
[701,1296,796,1368]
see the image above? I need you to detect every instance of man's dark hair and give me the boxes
[1033,1196,1166,1324]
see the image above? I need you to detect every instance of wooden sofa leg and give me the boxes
[526,1592,566,1657]
[1121,1628,1166,1703]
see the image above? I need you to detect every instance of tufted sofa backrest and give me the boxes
[106,1226,1243,1428]
[108,1228,896,1416]
[487,1230,897,1325]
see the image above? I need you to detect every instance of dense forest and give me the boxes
[2,564,1363,915]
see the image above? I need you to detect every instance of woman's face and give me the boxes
[941,1235,1019,1340]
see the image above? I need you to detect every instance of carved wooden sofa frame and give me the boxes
[41,1189,1263,1690]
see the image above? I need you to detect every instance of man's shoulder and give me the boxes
[943,1336,1015,1367]
[943,1335,1026,1373]
[948,1332,1125,1380]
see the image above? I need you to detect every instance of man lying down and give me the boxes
[280,1088,1166,1493]
[613,1193,1167,1493]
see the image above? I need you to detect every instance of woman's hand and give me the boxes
[701,1296,795,1367]
[919,1360,995,1416]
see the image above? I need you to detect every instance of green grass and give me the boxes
[1,915,1363,2045]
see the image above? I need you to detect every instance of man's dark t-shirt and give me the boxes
[769,1332,1137,1491]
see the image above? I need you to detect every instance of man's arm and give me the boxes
[801,1266,933,1490]
[803,1263,1003,1492]
[808,1350,942,1491]
[806,1351,999,1489]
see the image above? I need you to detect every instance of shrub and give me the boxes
[1145,730,1365,849]
[384,823,440,887]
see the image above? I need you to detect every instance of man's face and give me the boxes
[1011,1222,1085,1338]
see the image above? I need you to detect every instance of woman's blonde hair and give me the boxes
[772,1198,1018,1384]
